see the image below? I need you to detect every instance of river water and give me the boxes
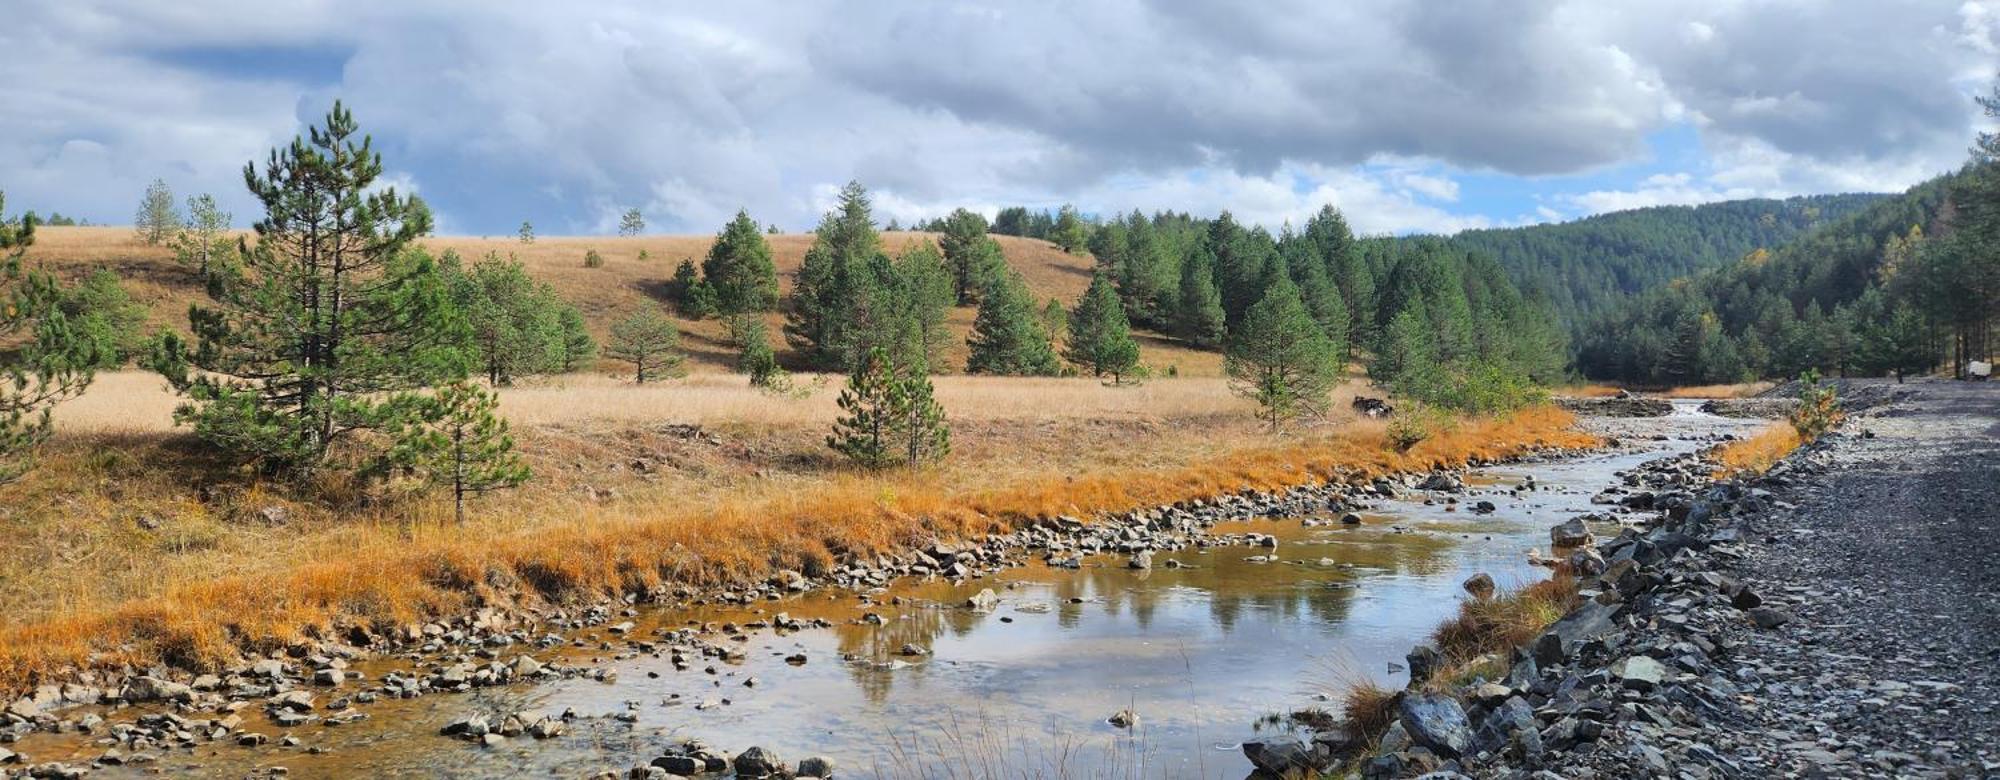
[16,403,1753,778]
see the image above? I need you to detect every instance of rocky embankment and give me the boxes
[0,439,1600,779]
[1556,396,1674,417]
[1248,380,1997,779]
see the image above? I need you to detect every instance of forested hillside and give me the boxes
[1081,206,1569,412]
[1575,168,1997,384]
[1438,194,1887,324]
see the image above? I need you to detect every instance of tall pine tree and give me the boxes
[147,102,465,474]
[1063,272,1142,383]
[966,270,1061,375]
[703,209,779,314]
[1226,278,1339,430]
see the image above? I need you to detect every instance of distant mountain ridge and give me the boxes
[1424,193,1892,325]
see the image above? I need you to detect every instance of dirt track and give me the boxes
[1726,380,2000,776]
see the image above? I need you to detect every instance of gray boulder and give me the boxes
[733,746,784,777]
[1550,517,1592,547]
[1240,739,1331,776]
[1397,693,1473,758]
[796,755,836,778]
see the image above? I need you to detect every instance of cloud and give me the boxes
[0,0,1994,237]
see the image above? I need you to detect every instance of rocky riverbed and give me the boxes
[1290,380,1999,779]
[0,405,1768,779]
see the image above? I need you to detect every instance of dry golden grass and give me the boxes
[0,394,1594,691]
[1657,381,1775,399]
[1555,384,1628,398]
[1710,423,1804,479]
[1340,678,1401,743]
[52,371,1257,433]
[1429,575,1579,676]
[24,226,1225,376]
[1557,381,1774,399]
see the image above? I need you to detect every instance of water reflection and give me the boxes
[13,411,1762,779]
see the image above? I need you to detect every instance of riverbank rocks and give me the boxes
[1242,738,1335,776]
[1327,431,1923,778]
[1557,396,1673,417]
[1549,517,1592,547]
[1397,693,1472,758]
[732,746,784,777]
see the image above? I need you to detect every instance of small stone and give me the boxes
[797,756,835,778]
[1748,606,1792,629]
[1462,572,1496,600]
[733,746,784,777]
[1612,655,1666,691]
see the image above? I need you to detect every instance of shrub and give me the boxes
[1787,369,1841,439]
[582,249,605,268]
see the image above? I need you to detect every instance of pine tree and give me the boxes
[966,270,1061,375]
[703,209,780,314]
[169,194,232,279]
[0,196,100,481]
[1052,204,1090,253]
[383,381,528,524]
[1064,272,1141,382]
[668,258,701,306]
[1226,279,1339,429]
[939,208,1002,304]
[145,103,464,474]
[727,314,788,390]
[619,208,645,237]
[1174,245,1227,347]
[56,269,147,368]
[882,240,955,371]
[518,221,534,244]
[134,178,181,245]
[786,181,889,371]
[555,307,596,372]
[826,347,948,468]
[606,306,685,383]
[1112,213,1175,327]
[447,253,568,385]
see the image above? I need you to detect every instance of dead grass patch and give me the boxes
[25,226,1224,376]
[1429,575,1579,677]
[1709,423,1804,479]
[1657,381,1775,399]
[0,403,1594,692]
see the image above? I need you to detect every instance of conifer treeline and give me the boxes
[828,191,1576,412]
[1439,193,1887,325]
[1574,168,1998,384]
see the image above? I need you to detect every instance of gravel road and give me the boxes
[1724,380,2000,777]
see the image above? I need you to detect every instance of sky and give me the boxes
[3,1,1998,237]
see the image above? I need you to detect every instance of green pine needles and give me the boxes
[0,197,101,482]
[147,101,468,475]
[1064,271,1142,383]
[827,347,949,469]
[383,381,528,524]
[1226,278,1340,430]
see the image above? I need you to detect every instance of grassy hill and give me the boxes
[23,226,1224,376]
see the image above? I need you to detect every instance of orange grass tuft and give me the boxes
[1709,422,1804,479]
[1657,381,1775,399]
[1430,575,1579,669]
[0,406,1594,692]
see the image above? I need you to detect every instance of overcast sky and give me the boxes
[4,1,1997,237]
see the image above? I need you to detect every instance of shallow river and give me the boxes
[19,403,1754,778]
